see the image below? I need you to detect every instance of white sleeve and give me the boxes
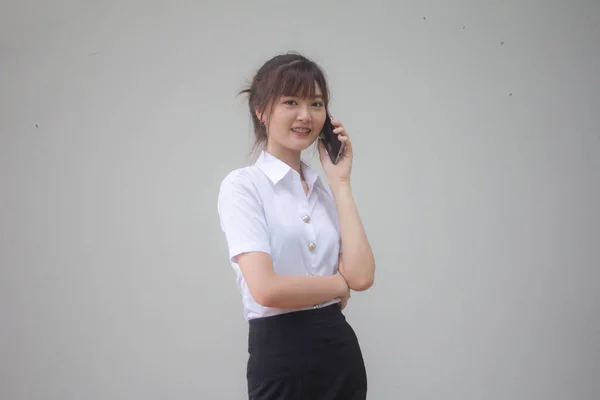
[217,171,271,262]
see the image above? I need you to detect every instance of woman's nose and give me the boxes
[296,106,311,122]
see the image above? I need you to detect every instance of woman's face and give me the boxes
[260,84,327,155]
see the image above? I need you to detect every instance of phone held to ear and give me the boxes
[320,113,345,164]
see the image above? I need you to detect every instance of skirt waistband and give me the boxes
[248,303,344,329]
[247,304,349,355]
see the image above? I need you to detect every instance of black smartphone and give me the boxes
[320,113,345,164]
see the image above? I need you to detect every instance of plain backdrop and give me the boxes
[1,1,599,399]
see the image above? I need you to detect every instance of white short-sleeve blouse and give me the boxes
[217,151,342,321]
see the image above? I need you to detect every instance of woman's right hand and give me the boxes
[336,273,350,309]
[339,290,350,310]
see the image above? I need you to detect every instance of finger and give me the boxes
[333,127,350,139]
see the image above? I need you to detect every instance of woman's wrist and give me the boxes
[329,179,351,194]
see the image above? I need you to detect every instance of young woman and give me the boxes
[217,52,376,399]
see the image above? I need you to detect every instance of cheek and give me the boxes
[314,115,326,132]
[267,114,289,133]
[273,112,294,127]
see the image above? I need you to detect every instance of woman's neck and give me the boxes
[265,146,302,175]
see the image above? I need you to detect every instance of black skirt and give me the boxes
[247,304,367,400]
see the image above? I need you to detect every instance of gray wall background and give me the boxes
[1,1,599,399]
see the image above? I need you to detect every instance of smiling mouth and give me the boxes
[291,128,311,136]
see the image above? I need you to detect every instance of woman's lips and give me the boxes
[291,128,311,136]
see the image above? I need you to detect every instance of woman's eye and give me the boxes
[313,102,324,107]
[285,100,297,105]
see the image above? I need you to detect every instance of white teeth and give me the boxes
[292,128,311,133]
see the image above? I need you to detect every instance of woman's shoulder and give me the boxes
[217,166,270,221]
[217,165,266,204]
[219,165,260,189]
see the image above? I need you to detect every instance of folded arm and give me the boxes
[236,251,348,308]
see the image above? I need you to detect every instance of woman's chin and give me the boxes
[290,142,315,153]
[290,135,317,150]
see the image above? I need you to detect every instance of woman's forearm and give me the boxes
[260,274,348,309]
[237,252,348,309]
[330,180,375,291]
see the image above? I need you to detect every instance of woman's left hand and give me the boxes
[318,119,353,184]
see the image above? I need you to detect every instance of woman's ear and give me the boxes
[255,109,264,124]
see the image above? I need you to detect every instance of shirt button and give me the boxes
[302,215,311,223]
[308,242,316,251]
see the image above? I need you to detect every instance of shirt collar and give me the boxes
[255,151,324,190]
